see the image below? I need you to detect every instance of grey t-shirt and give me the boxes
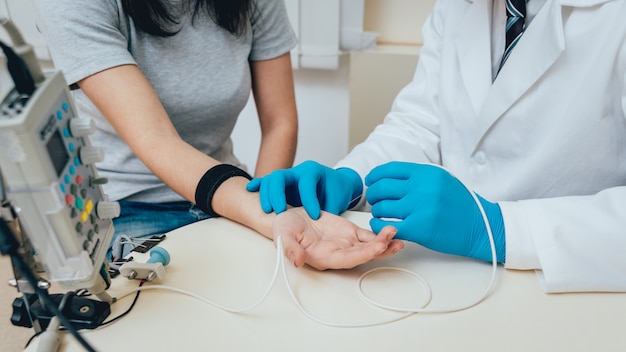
[34,0,297,202]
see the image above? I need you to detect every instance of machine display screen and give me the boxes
[46,129,69,177]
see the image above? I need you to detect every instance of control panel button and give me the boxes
[96,201,121,220]
[69,117,95,137]
[79,146,104,165]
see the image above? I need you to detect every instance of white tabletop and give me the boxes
[26,211,626,352]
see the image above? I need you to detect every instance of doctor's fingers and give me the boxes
[257,178,278,213]
[320,186,351,215]
[369,197,416,221]
[369,217,414,242]
[257,170,291,213]
[365,161,422,185]
[297,172,324,220]
[246,177,262,192]
[365,177,413,204]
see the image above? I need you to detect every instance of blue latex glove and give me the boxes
[246,160,363,220]
[365,162,505,262]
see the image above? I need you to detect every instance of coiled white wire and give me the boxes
[113,170,498,328]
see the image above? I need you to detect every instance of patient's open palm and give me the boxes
[273,208,403,270]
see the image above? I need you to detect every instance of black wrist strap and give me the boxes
[194,164,252,217]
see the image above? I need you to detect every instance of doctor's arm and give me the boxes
[500,57,626,292]
[77,64,403,269]
[499,187,626,293]
[499,64,626,292]
[250,52,298,177]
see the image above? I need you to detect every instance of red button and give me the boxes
[76,175,83,184]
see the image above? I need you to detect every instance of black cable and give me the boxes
[57,291,75,315]
[0,39,35,96]
[24,330,44,349]
[0,205,19,256]
[8,252,98,352]
[100,279,145,326]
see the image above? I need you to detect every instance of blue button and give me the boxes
[74,157,80,166]
[56,110,63,120]
[69,166,75,175]
[62,103,69,111]
[64,174,70,184]
[69,143,75,152]
[60,184,66,193]
[63,128,70,138]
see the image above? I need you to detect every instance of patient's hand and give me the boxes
[273,208,404,270]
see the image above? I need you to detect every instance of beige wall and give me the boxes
[364,0,436,45]
[348,0,436,150]
[349,46,419,149]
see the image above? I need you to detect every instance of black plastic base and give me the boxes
[11,293,110,331]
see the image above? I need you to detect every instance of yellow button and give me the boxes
[85,199,94,214]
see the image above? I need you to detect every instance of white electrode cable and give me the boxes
[356,183,498,315]
[114,241,283,314]
[113,165,498,328]
[278,240,419,327]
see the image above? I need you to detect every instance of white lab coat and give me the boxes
[336,0,626,292]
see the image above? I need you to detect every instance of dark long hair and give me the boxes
[121,0,252,37]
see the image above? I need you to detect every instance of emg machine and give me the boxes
[0,18,120,342]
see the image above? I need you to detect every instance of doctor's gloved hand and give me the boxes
[246,160,363,220]
[365,162,506,262]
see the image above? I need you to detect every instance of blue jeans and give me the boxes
[107,200,211,261]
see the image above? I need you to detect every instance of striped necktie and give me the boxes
[498,0,527,73]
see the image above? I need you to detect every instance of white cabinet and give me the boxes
[285,0,377,69]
